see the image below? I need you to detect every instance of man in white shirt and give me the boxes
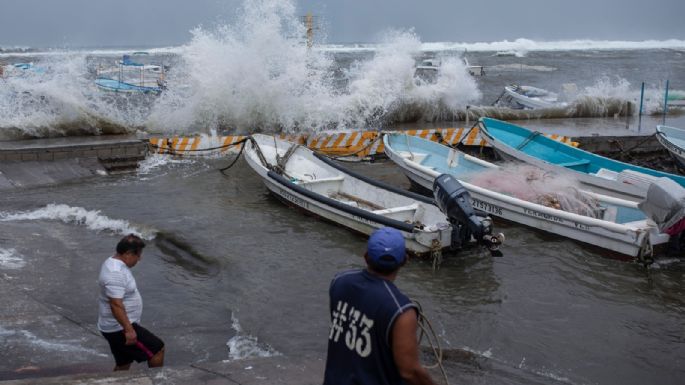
[98,234,165,371]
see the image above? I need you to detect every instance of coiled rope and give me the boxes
[414,300,450,385]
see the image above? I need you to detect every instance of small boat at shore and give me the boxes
[383,132,670,259]
[478,117,685,200]
[95,53,165,95]
[656,125,685,168]
[94,78,163,94]
[414,57,483,84]
[497,84,566,109]
[243,134,503,256]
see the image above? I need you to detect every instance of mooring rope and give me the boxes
[219,139,248,174]
[147,137,250,157]
[326,132,385,161]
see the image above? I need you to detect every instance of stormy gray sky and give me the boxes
[0,0,683,48]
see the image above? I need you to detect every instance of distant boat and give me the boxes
[1,62,46,77]
[413,59,440,84]
[462,57,484,76]
[95,53,165,95]
[497,84,566,109]
[243,134,503,256]
[383,132,670,258]
[478,117,685,200]
[656,125,685,168]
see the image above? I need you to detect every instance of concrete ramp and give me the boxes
[0,159,105,190]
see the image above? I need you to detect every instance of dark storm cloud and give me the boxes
[0,0,683,47]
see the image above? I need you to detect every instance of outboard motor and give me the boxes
[433,174,504,256]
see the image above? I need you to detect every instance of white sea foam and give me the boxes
[0,326,107,357]
[143,0,479,133]
[225,313,280,361]
[7,38,685,58]
[0,204,155,240]
[488,64,557,73]
[1,0,682,137]
[137,153,196,175]
[316,38,685,55]
[0,248,26,269]
[0,52,150,139]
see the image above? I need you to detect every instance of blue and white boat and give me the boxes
[383,132,670,258]
[656,125,685,169]
[95,53,165,95]
[478,117,685,200]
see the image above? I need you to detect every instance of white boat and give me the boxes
[243,134,503,256]
[383,132,671,259]
[414,58,483,83]
[462,57,484,76]
[498,84,566,109]
[656,125,685,168]
[413,59,440,84]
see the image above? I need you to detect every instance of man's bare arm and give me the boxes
[109,298,137,345]
[392,309,437,385]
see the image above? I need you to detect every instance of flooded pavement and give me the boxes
[0,152,684,384]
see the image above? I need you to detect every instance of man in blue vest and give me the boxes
[324,227,436,385]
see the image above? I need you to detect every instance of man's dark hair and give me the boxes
[116,234,146,255]
[366,254,402,275]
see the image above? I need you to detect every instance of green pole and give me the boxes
[663,80,670,125]
[638,82,644,132]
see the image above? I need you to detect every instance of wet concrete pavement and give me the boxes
[2,355,326,385]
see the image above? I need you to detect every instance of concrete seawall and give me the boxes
[0,132,675,191]
[0,136,148,190]
[0,136,147,162]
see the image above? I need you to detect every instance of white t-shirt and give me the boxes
[97,256,143,333]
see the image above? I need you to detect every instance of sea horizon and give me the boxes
[2,37,685,57]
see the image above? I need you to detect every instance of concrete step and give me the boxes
[1,355,325,385]
[98,155,146,172]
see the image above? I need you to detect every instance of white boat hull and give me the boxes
[383,135,666,258]
[243,135,454,255]
[503,85,563,109]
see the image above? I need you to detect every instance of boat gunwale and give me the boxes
[479,117,685,186]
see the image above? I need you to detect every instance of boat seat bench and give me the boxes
[372,204,418,217]
[298,175,345,185]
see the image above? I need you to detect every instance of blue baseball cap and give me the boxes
[367,227,406,269]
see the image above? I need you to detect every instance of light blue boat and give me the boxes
[383,132,669,258]
[478,117,685,200]
[94,77,162,95]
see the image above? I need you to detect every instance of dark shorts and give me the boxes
[101,323,164,366]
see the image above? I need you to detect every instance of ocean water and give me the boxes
[1,0,684,383]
